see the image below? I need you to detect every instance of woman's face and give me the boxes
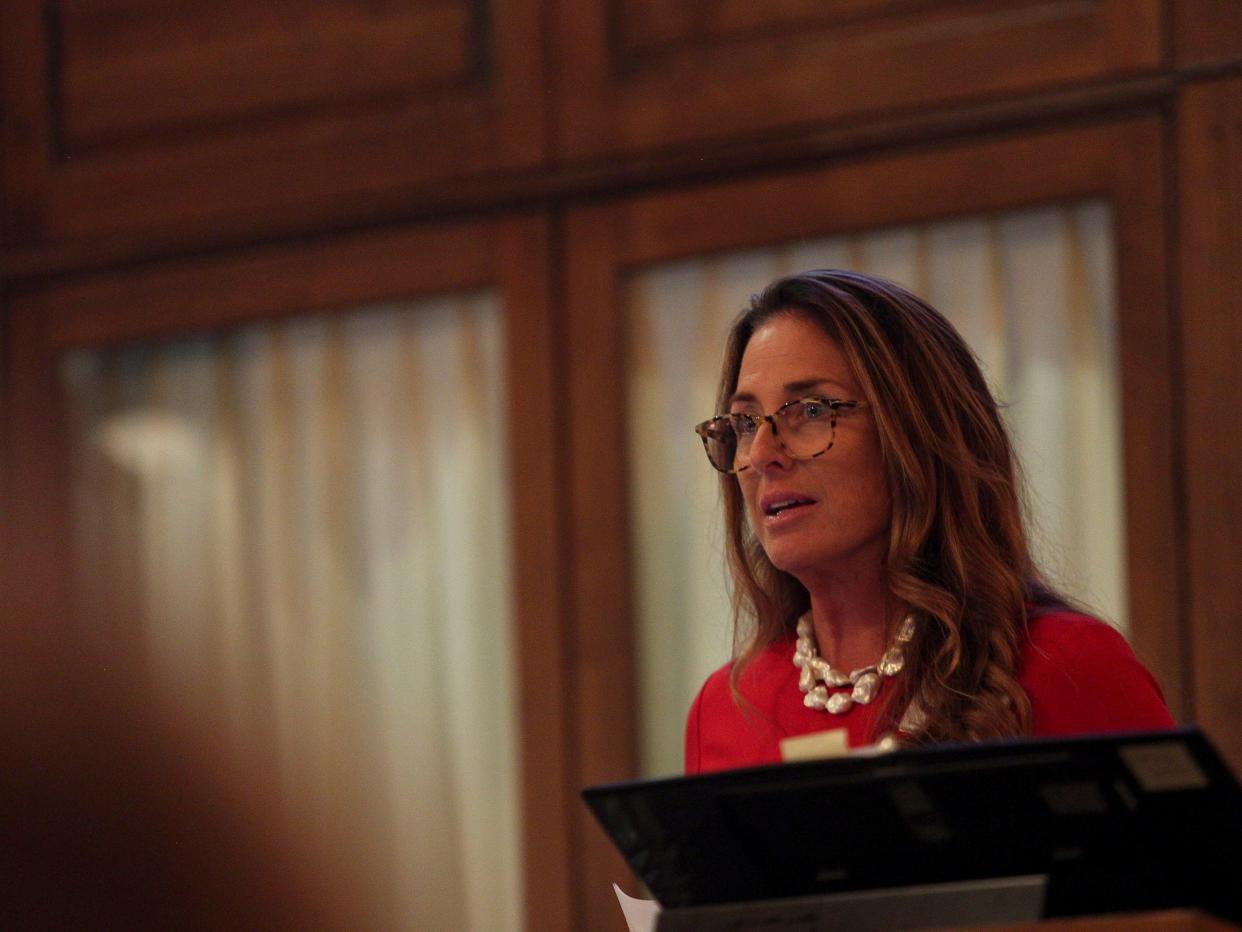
[732,312,891,584]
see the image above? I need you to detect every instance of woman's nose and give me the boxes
[747,418,790,470]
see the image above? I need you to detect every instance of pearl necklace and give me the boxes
[793,613,916,714]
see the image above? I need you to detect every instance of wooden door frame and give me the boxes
[562,115,1179,929]
[1177,74,1242,779]
[0,213,573,932]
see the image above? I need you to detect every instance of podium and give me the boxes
[975,911,1238,930]
[585,729,1242,930]
[652,882,1242,931]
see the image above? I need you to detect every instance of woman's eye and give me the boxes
[731,415,758,435]
[800,400,826,419]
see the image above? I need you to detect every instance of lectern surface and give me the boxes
[966,908,1239,931]
[583,728,1242,924]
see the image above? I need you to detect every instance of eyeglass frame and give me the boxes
[694,395,866,475]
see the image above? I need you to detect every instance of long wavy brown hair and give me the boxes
[720,270,1071,743]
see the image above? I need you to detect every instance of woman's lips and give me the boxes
[759,492,818,522]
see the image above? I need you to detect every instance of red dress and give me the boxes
[684,610,1175,775]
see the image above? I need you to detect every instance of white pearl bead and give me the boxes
[826,692,853,714]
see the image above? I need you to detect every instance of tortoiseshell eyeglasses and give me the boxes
[694,396,865,474]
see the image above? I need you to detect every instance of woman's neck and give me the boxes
[803,570,893,673]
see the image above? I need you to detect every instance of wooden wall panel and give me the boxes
[0,287,74,649]
[500,215,576,932]
[55,1,475,149]
[554,0,1164,160]
[0,3,53,243]
[613,125,1117,262]
[1108,118,1183,717]
[1174,0,1242,67]
[1178,75,1242,773]
[0,0,546,247]
[563,204,639,931]
[39,224,496,348]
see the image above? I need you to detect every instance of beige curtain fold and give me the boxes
[625,201,1124,776]
[62,292,522,931]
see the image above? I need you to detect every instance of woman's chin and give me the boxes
[760,540,821,578]
[760,534,889,584]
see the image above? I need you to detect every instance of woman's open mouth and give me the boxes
[760,493,817,522]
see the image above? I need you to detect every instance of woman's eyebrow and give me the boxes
[728,378,844,407]
[785,378,839,395]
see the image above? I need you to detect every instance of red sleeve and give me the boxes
[1022,612,1175,736]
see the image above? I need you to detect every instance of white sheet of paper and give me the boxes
[613,883,660,932]
[779,727,849,761]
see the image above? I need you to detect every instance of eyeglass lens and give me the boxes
[699,399,838,473]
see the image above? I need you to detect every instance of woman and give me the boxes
[685,270,1173,774]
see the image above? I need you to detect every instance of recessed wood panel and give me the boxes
[1174,0,1242,67]
[618,0,944,58]
[1178,75,1242,773]
[1,0,545,245]
[55,0,478,150]
[557,0,1164,160]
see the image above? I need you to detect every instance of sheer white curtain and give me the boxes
[626,201,1124,776]
[62,292,523,931]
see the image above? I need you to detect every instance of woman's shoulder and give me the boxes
[1019,606,1174,734]
[684,633,800,774]
[692,659,735,710]
[693,633,797,708]
[1024,607,1132,655]
[1020,605,1145,684]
